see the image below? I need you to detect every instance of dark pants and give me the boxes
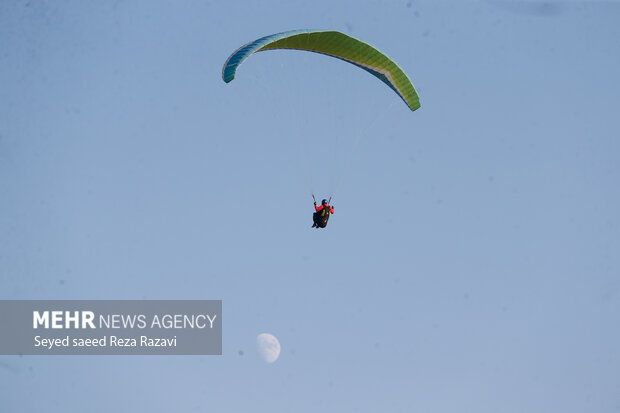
[313,211,329,228]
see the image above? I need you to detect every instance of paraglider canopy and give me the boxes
[222,30,420,111]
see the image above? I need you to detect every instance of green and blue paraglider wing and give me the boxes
[222,30,420,112]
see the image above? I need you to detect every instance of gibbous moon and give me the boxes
[256,333,281,363]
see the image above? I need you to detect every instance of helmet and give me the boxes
[322,199,328,205]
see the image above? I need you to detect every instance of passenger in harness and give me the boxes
[312,199,335,229]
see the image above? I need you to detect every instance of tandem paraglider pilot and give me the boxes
[312,199,334,229]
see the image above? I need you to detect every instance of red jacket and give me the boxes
[315,204,334,214]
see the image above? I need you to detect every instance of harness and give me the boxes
[320,205,331,217]
[316,204,331,227]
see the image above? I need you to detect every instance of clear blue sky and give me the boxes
[1,1,619,412]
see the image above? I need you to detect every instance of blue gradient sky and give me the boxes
[1,1,619,412]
